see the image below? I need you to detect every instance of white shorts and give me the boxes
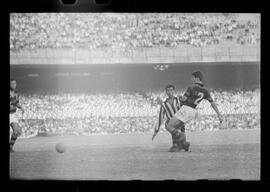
[10,113,19,124]
[174,105,198,123]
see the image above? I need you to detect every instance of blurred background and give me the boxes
[9,13,260,138]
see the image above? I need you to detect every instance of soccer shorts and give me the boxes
[10,113,19,124]
[174,105,198,123]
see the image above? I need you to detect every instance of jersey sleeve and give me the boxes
[16,94,19,104]
[176,97,182,109]
[156,104,166,132]
[204,89,213,103]
[184,87,192,97]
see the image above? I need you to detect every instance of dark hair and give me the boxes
[10,78,16,82]
[165,84,175,90]
[192,71,203,81]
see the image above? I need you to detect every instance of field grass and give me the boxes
[10,129,260,180]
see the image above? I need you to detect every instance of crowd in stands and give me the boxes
[13,89,260,138]
[10,13,260,51]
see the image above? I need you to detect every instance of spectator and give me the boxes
[10,13,260,52]
[16,88,260,137]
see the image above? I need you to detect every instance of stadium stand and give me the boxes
[16,89,260,138]
[10,13,260,52]
[9,13,260,137]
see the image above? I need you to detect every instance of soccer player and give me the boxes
[166,71,223,152]
[10,78,25,152]
[152,84,190,152]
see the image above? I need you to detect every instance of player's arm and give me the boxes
[15,96,24,113]
[152,105,165,140]
[179,87,191,102]
[179,95,187,102]
[206,91,222,123]
[156,105,166,132]
[210,101,222,123]
[16,103,24,113]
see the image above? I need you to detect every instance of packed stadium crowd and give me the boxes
[10,13,260,51]
[14,89,260,138]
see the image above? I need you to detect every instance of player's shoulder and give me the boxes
[163,97,170,103]
[14,90,19,96]
[200,86,212,98]
[12,89,18,93]
[196,85,209,94]
[189,84,202,92]
[10,89,18,96]
[187,84,196,91]
[159,98,166,104]
[200,85,210,91]
[192,84,210,94]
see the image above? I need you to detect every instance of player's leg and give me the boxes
[178,124,190,151]
[167,122,179,147]
[166,117,184,152]
[175,121,189,148]
[171,133,182,150]
[10,122,22,152]
[164,123,180,150]
[172,105,195,151]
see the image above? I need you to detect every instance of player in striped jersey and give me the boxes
[152,85,190,152]
[10,78,25,152]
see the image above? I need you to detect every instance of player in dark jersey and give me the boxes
[166,71,223,152]
[10,78,25,152]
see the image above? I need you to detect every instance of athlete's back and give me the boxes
[10,89,19,114]
[181,83,213,109]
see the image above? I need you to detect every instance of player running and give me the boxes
[166,71,223,152]
[152,84,190,152]
[10,78,25,152]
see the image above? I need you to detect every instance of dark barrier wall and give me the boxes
[10,62,260,93]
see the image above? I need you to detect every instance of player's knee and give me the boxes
[179,124,185,132]
[179,132,186,142]
[175,120,185,131]
[167,118,175,128]
[13,130,21,137]
[12,124,21,137]
[171,128,182,139]
[166,118,177,131]
[17,128,22,136]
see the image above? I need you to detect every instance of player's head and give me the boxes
[191,71,203,84]
[10,78,17,90]
[165,84,175,98]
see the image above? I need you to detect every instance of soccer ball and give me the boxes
[55,142,67,153]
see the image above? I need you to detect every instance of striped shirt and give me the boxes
[156,96,181,132]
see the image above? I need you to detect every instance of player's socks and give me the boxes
[169,144,180,152]
[170,134,177,150]
[172,133,183,150]
[171,128,180,137]
[10,134,17,152]
[172,134,178,145]
[169,130,182,152]
[182,141,190,152]
[178,131,186,144]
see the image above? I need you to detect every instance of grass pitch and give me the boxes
[10,129,260,180]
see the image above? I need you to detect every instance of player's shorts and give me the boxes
[10,113,19,124]
[174,105,198,123]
